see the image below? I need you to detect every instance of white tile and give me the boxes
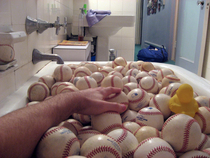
[0,0,11,25]
[121,26,135,38]
[120,49,134,61]
[110,0,123,12]
[27,0,37,19]
[109,37,122,50]
[0,71,16,101]
[11,0,27,25]
[121,37,135,50]
[122,0,136,14]
[87,0,98,10]
[98,0,111,10]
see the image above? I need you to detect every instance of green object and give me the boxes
[83,4,87,14]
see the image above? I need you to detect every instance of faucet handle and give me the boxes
[55,16,60,35]
[63,17,67,34]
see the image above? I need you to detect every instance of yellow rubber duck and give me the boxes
[169,83,198,117]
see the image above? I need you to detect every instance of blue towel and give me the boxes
[86,9,111,27]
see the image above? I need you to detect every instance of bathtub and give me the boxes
[0,61,210,117]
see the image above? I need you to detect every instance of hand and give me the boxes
[72,87,127,115]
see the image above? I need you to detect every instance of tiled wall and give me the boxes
[73,0,136,60]
[0,0,73,101]
[0,0,136,102]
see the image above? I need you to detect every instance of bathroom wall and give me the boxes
[0,0,73,101]
[73,0,136,60]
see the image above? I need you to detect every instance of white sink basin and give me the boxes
[73,15,135,37]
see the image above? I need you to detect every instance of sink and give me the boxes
[73,15,135,37]
[72,14,135,61]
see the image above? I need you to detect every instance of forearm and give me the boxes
[0,92,78,158]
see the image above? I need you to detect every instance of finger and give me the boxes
[100,87,122,98]
[77,100,127,115]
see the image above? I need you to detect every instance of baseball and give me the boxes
[164,82,182,97]
[101,75,123,90]
[70,76,81,86]
[58,119,83,136]
[179,150,210,158]
[56,82,75,94]
[53,64,73,82]
[148,69,159,80]
[136,107,164,130]
[90,72,104,86]
[107,128,139,158]
[108,71,123,79]
[123,82,140,95]
[125,68,139,78]
[121,109,137,122]
[195,133,210,150]
[74,66,92,77]
[84,62,98,73]
[122,121,140,134]
[194,107,210,134]
[114,66,127,76]
[80,134,122,158]
[195,96,210,107]
[127,88,150,112]
[27,82,50,101]
[91,111,122,134]
[161,114,202,152]
[140,62,155,72]
[149,93,171,119]
[133,137,176,158]
[77,129,101,146]
[203,148,210,156]
[26,101,40,107]
[51,82,62,96]
[113,56,127,67]
[161,74,181,88]
[105,91,129,112]
[139,76,159,94]
[157,68,174,81]
[75,76,97,90]
[105,61,115,68]
[99,66,114,77]
[38,75,55,89]
[67,64,78,74]
[59,85,79,94]
[36,126,80,158]
[72,113,91,125]
[134,126,160,143]
[122,75,137,85]
[135,71,150,83]
[125,61,140,70]
[0,44,15,63]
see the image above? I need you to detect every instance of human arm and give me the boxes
[0,87,126,158]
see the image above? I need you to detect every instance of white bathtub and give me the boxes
[0,61,210,117]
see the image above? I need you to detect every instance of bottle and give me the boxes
[83,4,87,14]
[109,49,116,61]
[78,8,84,41]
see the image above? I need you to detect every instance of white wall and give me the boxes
[73,0,136,60]
[0,0,73,101]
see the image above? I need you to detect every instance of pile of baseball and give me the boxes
[27,57,210,158]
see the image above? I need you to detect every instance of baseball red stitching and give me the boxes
[116,129,127,143]
[146,146,176,158]
[86,146,121,158]
[28,83,48,101]
[84,76,91,88]
[41,126,64,140]
[178,119,196,152]
[74,70,90,77]
[59,65,64,81]
[165,75,180,81]
[62,137,79,158]
[138,110,162,116]
[140,77,156,91]
[152,96,161,111]
[123,149,135,158]
[196,112,206,132]
[101,123,122,134]
[197,134,208,150]
[128,89,145,103]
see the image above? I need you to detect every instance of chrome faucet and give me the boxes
[25,16,67,35]
[32,49,64,64]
